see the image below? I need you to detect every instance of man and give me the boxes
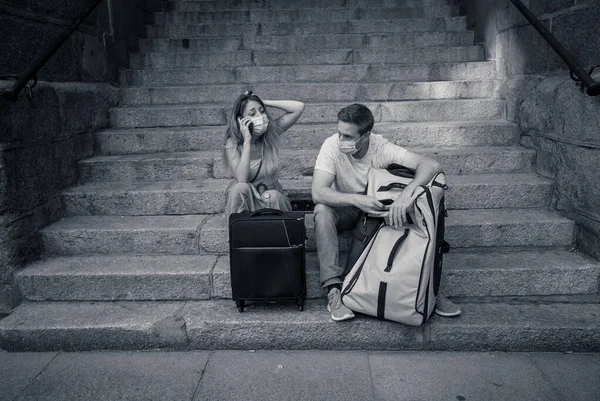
[311,103,462,321]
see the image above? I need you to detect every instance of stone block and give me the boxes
[507,22,564,75]
[183,300,424,350]
[79,152,213,182]
[78,32,109,82]
[3,143,58,212]
[429,302,600,351]
[528,0,574,15]
[54,83,116,133]
[0,301,188,351]
[0,82,61,145]
[518,75,566,137]
[495,0,530,31]
[17,255,217,301]
[53,138,77,189]
[553,144,600,216]
[0,283,21,314]
[40,215,207,255]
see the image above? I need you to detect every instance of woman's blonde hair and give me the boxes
[223,91,282,178]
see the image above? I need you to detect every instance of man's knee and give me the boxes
[314,203,335,224]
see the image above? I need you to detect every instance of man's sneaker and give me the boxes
[327,287,355,321]
[435,295,462,317]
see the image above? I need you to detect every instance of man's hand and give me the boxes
[353,195,385,213]
[388,186,418,227]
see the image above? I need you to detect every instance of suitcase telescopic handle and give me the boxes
[250,208,284,217]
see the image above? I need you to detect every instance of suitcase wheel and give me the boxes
[297,300,304,311]
[235,300,245,313]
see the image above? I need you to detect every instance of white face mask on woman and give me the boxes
[339,133,368,155]
[249,114,269,135]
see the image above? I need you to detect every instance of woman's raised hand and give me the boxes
[238,117,253,142]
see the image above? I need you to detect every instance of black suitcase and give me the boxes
[228,209,306,312]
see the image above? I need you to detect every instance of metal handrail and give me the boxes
[510,0,600,96]
[1,0,106,101]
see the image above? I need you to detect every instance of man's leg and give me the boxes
[435,293,462,317]
[313,203,360,321]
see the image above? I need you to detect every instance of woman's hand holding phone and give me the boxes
[238,117,253,142]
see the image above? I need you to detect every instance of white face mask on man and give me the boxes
[249,115,269,135]
[339,133,369,155]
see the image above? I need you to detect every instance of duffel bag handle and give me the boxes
[250,208,284,217]
[384,228,410,272]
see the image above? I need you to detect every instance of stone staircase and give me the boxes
[1,0,600,352]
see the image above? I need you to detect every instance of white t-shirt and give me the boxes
[314,133,408,194]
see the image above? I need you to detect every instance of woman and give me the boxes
[224,90,305,215]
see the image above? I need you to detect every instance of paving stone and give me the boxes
[14,351,208,401]
[369,352,560,401]
[193,350,374,401]
[0,352,57,401]
[530,353,600,401]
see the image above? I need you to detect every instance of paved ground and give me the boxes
[1,349,599,401]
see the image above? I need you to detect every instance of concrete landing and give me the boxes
[1,350,599,401]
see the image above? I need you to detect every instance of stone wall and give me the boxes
[462,0,600,258]
[0,0,158,312]
[0,0,158,83]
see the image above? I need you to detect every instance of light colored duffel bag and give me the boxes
[341,165,449,326]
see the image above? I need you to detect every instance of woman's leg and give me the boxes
[261,190,292,212]
[225,182,258,215]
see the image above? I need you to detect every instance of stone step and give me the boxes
[15,249,600,302]
[145,17,468,38]
[93,121,519,155]
[39,209,574,256]
[168,0,451,12]
[127,46,484,70]
[151,6,459,25]
[109,98,504,128]
[61,173,552,216]
[2,296,599,351]
[200,209,575,254]
[138,31,475,53]
[123,61,494,87]
[121,81,497,106]
[40,215,208,256]
[78,146,533,182]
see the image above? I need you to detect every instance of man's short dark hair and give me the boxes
[337,103,374,135]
